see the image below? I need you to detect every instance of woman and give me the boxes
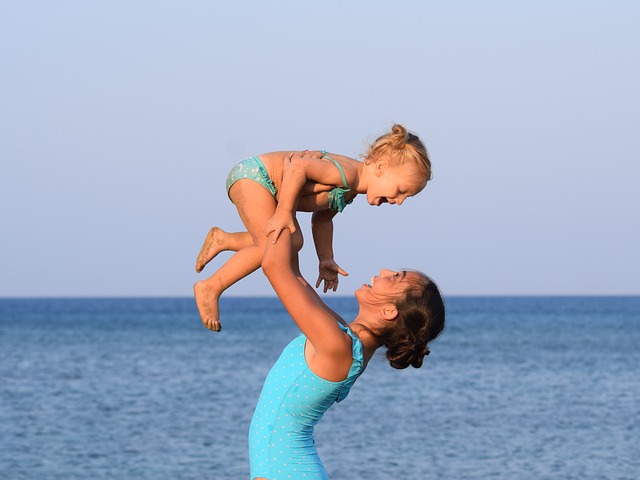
[249,229,445,480]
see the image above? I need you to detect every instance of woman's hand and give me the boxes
[316,259,349,292]
[265,210,296,243]
[285,149,324,166]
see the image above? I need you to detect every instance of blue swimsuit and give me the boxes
[321,152,353,213]
[225,153,353,213]
[249,324,364,479]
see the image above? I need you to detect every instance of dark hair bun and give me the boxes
[386,340,430,370]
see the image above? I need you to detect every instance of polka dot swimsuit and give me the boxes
[249,324,364,479]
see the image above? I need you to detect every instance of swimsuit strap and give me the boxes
[321,152,350,189]
[335,323,364,403]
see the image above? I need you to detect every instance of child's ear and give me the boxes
[374,158,389,177]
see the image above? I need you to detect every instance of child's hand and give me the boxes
[315,259,349,293]
[265,211,296,243]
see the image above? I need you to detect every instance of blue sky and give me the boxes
[1,1,638,297]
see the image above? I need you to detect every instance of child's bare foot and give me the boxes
[194,281,221,331]
[196,227,226,273]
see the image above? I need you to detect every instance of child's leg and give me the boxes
[194,180,277,331]
[195,227,252,272]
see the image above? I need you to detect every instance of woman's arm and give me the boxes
[265,155,350,242]
[262,230,350,356]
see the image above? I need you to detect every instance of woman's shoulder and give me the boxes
[306,326,358,382]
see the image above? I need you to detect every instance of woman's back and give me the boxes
[249,324,364,480]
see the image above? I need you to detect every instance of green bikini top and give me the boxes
[321,151,353,213]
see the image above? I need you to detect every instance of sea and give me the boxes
[1,296,638,480]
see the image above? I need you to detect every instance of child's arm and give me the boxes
[265,153,349,243]
[312,210,349,292]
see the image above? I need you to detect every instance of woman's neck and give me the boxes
[347,317,382,363]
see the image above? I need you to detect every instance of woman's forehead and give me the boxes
[402,271,425,285]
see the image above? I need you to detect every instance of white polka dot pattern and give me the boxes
[249,325,364,479]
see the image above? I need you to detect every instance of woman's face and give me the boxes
[357,269,421,302]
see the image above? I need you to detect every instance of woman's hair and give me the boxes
[365,124,432,181]
[377,273,445,369]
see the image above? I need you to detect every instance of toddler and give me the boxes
[194,124,432,331]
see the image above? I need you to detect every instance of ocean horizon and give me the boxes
[1,296,638,479]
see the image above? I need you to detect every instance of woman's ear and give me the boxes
[380,304,398,321]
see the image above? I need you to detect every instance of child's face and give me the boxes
[366,162,426,206]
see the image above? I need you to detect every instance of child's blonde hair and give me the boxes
[365,124,432,181]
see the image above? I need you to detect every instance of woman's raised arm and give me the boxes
[261,230,348,355]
